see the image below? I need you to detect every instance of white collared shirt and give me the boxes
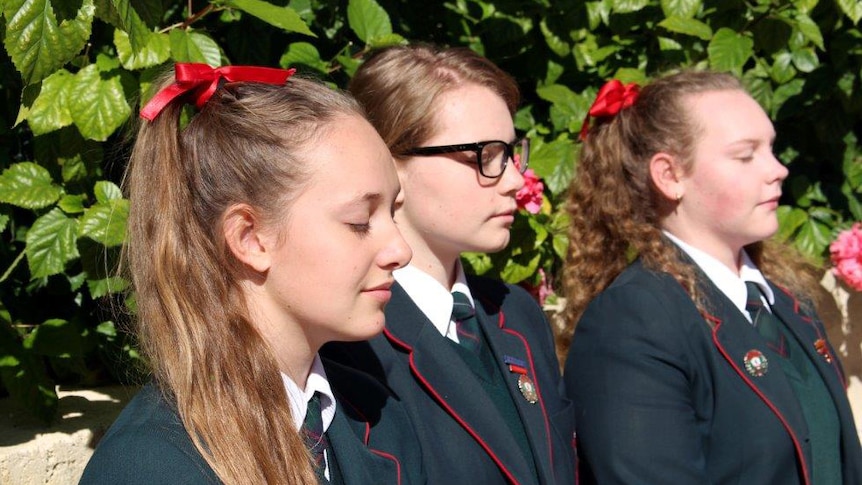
[394,261,474,344]
[664,231,773,324]
[281,355,335,477]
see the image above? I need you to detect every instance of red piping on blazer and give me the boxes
[710,317,811,485]
[384,327,523,485]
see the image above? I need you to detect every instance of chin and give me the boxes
[474,235,511,254]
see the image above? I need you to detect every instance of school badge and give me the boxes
[743,349,769,377]
[504,355,538,404]
[814,339,833,363]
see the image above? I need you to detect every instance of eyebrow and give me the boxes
[341,192,383,207]
[727,136,775,148]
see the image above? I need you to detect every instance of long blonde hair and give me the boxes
[124,71,363,484]
[558,70,818,357]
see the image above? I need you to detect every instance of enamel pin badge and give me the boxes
[744,349,769,377]
[504,355,538,404]
[814,339,833,363]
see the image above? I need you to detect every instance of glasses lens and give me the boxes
[513,138,530,174]
[480,141,508,177]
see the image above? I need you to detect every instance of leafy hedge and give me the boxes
[0,0,860,422]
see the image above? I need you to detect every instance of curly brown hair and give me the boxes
[557,69,819,358]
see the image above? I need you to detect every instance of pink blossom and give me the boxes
[521,269,554,306]
[830,223,862,291]
[516,168,544,215]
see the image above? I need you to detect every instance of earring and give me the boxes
[675,192,682,202]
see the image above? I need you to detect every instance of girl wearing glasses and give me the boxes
[560,70,862,484]
[79,65,423,484]
[323,44,576,485]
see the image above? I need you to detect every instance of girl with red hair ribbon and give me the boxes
[561,70,862,485]
[80,64,424,485]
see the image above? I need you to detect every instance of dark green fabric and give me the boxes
[448,333,538,479]
[774,318,842,485]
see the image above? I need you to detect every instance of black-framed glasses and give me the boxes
[402,138,530,178]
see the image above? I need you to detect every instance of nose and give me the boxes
[498,157,525,194]
[379,221,412,270]
[769,153,789,183]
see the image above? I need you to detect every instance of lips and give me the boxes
[363,280,394,303]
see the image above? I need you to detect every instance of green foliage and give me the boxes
[0,0,860,421]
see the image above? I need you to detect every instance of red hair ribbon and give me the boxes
[140,63,297,121]
[579,79,640,141]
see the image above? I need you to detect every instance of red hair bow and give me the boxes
[579,79,640,140]
[140,63,297,121]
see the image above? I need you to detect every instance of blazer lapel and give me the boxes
[326,403,399,484]
[706,281,812,467]
[769,286,848,397]
[384,284,537,485]
[769,285,862,480]
[473,294,555,485]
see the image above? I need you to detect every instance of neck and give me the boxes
[662,226,744,275]
[395,216,460,288]
[242,281,316,388]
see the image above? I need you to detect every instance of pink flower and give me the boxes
[516,168,544,215]
[830,223,862,291]
[521,269,554,306]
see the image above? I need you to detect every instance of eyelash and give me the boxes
[349,223,371,236]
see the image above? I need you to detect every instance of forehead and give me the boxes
[684,89,774,143]
[426,83,514,144]
[297,114,396,200]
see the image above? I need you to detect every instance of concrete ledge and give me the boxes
[0,386,135,485]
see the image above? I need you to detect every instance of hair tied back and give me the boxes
[579,79,640,141]
[140,63,297,121]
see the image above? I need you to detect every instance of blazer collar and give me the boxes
[384,282,547,485]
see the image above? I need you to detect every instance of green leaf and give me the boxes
[790,47,818,72]
[23,319,82,358]
[58,194,86,214]
[837,0,862,24]
[536,84,589,133]
[280,42,329,72]
[114,29,170,70]
[530,137,576,195]
[79,198,129,247]
[540,19,570,58]
[658,16,712,40]
[707,28,754,74]
[612,0,649,14]
[0,162,62,209]
[27,69,74,135]
[0,320,57,423]
[25,207,80,278]
[347,0,392,44]
[794,13,824,50]
[0,214,9,233]
[776,205,808,241]
[109,0,151,51]
[68,64,132,142]
[586,1,611,29]
[794,214,832,257]
[87,276,129,298]
[223,0,314,36]
[169,29,222,66]
[94,181,123,203]
[500,252,541,284]
[770,52,796,84]
[661,0,701,18]
[3,0,95,84]
[366,32,407,49]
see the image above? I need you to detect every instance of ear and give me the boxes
[649,152,684,202]
[222,204,273,274]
